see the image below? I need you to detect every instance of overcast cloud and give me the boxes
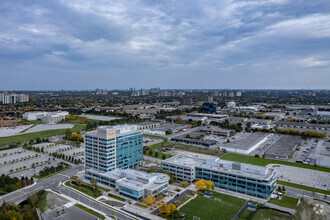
[1,0,330,90]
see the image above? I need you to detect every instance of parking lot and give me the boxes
[80,113,120,121]
[0,125,33,137]
[0,147,55,177]
[143,137,163,146]
[268,164,330,190]
[34,143,84,158]
[24,124,74,133]
[294,139,316,164]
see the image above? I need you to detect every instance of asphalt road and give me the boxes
[0,165,84,205]
[0,165,137,220]
[58,186,135,220]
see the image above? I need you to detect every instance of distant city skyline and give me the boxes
[1,0,330,90]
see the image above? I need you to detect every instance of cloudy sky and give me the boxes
[1,0,330,90]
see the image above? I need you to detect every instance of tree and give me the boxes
[141,195,155,206]
[90,178,97,192]
[159,202,177,217]
[195,179,214,192]
[205,181,214,191]
[195,179,206,191]
[3,209,23,220]
[155,152,159,158]
[165,129,173,135]
[162,154,166,160]
[180,180,189,188]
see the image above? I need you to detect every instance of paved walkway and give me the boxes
[265,202,295,214]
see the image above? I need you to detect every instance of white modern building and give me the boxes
[85,169,169,201]
[162,155,276,199]
[22,111,69,124]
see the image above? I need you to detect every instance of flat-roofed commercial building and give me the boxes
[85,169,169,201]
[22,111,69,124]
[264,135,304,160]
[162,155,276,199]
[85,125,143,173]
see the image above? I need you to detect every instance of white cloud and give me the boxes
[295,57,330,67]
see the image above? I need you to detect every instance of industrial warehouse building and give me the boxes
[161,155,276,199]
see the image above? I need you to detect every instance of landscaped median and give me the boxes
[277,180,330,195]
[221,153,330,173]
[64,180,103,198]
[0,124,86,146]
[61,180,139,220]
[75,203,105,220]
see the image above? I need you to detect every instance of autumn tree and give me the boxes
[159,202,177,217]
[195,179,214,192]
[141,195,156,206]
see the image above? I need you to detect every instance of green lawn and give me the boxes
[0,124,85,146]
[277,180,330,195]
[269,196,298,209]
[143,134,166,140]
[149,141,225,157]
[37,191,48,213]
[252,208,294,220]
[145,149,172,159]
[174,192,195,207]
[180,192,245,220]
[221,153,330,173]
[65,181,102,198]
[75,204,105,220]
[237,208,253,220]
[107,192,126,202]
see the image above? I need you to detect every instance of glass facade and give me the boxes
[85,131,143,172]
[195,167,276,199]
[116,132,143,169]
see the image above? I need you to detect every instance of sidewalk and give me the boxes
[45,189,113,220]
[61,180,137,219]
[265,202,296,214]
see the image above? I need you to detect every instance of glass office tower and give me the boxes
[85,125,143,173]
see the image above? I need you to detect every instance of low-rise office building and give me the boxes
[85,169,169,201]
[162,155,276,199]
[23,111,69,124]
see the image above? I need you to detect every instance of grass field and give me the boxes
[237,209,253,220]
[221,153,330,173]
[143,134,166,140]
[252,208,294,220]
[0,124,85,146]
[150,141,225,157]
[277,180,330,195]
[180,192,245,220]
[269,196,298,209]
